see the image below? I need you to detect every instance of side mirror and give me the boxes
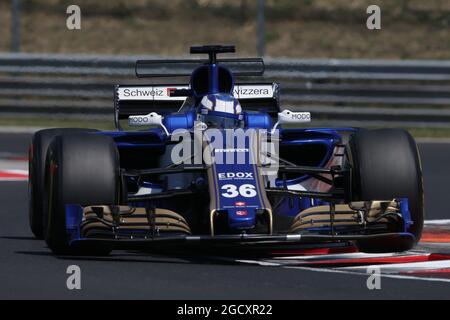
[128,112,169,135]
[277,110,311,124]
[271,109,311,133]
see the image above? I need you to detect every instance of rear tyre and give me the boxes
[45,133,119,256]
[347,129,424,253]
[28,128,98,239]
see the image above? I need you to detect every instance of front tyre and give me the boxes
[348,129,424,253]
[29,128,98,239]
[45,133,120,255]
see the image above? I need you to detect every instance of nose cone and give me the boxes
[227,207,256,230]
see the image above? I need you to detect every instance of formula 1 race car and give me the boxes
[28,45,424,256]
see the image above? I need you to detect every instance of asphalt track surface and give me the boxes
[0,133,449,300]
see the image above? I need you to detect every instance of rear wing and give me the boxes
[135,58,265,78]
[114,83,280,128]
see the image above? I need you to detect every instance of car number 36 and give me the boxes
[221,184,257,198]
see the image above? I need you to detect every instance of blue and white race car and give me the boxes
[28,45,424,255]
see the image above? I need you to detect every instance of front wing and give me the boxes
[64,198,415,250]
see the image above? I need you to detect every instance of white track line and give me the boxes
[342,260,450,273]
[0,169,28,174]
[273,252,417,261]
[237,252,431,268]
[425,220,450,225]
[236,260,281,266]
[236,255,450,284]
[285,266,450,284]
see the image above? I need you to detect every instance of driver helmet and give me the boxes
[199,93,242,117]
